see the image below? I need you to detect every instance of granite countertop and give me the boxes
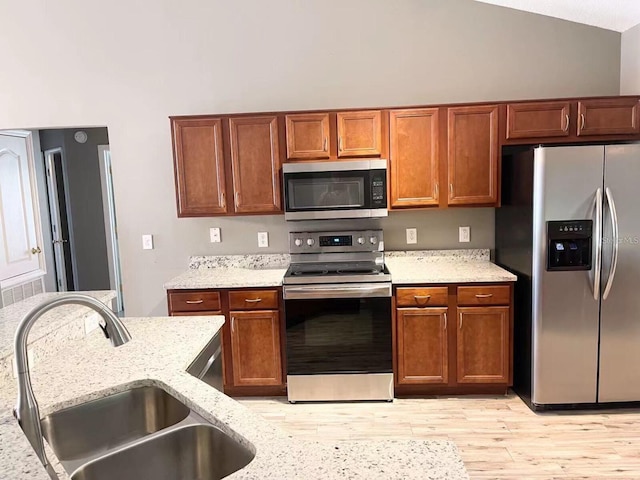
[0,314,469,480]
[165,251,516,290]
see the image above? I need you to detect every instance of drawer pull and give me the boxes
[475,294,493,299]
[185,299,204,304]
[244,298,262,303]
[414,295,431,299]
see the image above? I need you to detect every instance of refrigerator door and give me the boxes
[532,146,604,405]
[598,144,640,403]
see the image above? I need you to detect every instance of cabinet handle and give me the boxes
[449,184,453,197]
[434,183,439,199]
[580,113,585,131]
[323,137,328,151]
[31,247,42,254]
[459,312,463,329]
[444,312,447,330]
[475,293,493,299]
[338,137,343,151]
[185,299,204,304]
[221,192,226,208]
[231,316,235,333]
[563,114,569,132]
[234,191,240,207]
[244,298,262,303]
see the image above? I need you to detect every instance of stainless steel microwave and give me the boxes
[282,160,388,220]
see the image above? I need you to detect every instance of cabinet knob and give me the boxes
[31,247,41,254]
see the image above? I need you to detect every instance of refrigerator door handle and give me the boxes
[602,187,619,300]
[592,188,603,301]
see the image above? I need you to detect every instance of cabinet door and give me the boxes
[577,98,640,136]
[285,113,330,160]
[447,105,499,205]
[506,101,571,139]
[336,110,382,157]
[229,310,282,386]
[396,307,448,385]
[457,306,509,384]
[389,108,439,207]
[229,116,282,213]
[171,118,227,216]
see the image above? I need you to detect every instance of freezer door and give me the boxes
[599,144,640,403]
[531,146,603,405]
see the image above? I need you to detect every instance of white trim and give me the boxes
[0,269,45,290]
[44,147,68,291]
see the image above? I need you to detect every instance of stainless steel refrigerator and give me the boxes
[496,144,640,409]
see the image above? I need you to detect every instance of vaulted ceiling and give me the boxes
[474,0,640,32]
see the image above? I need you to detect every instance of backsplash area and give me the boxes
[0,278,44,308]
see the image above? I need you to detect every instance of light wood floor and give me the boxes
[238,392,640,479]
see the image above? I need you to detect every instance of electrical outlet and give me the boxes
[258,231,269,248]
[459,226,471,243]
[142,234,154,250]
[210,227,221,243]
[406,228,417,244]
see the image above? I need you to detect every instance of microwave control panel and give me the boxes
[370,170,387,207]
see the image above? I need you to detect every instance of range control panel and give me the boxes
[289,230,384,253]
[547,220,592,271]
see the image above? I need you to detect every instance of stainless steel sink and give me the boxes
[41,386,190,464]
[71,424,255,480]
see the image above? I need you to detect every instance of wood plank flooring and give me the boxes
[238,393,640,479]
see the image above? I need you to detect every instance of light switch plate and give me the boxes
[459,226,470,243]
[210,227,221,243]
[142,234,154,250]
[406,228,417,244]
[258,231,269,248]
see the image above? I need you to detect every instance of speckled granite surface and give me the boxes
[386,250,516,284]
[189,254,290,269]
[164,267,288,289]
[0,290,116,362]
[0,315,469,480]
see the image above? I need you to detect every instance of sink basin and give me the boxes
[41,386,190,462]
[71,424,255,480]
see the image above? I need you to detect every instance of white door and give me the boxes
[0,131,45,284]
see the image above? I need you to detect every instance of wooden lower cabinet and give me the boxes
[229,310,283,387]
[394,283,513,395]
[457,306,510,384]
[396,307,448,384]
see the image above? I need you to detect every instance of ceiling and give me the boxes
[474,0,640,32]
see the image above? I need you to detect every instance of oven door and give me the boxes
[284,283,392,376]
[283,160,387,220]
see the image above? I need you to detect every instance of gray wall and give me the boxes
[0,0,622,316]
[38,128,111,291]
[621,22,640,94]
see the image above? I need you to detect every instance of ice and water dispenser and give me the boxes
[546,220,592,271]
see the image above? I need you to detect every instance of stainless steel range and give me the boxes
[283,230,393,403]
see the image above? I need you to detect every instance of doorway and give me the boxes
[44,148,75,291]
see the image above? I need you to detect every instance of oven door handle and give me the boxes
[284,283,392,299]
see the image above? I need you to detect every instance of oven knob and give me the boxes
[370,236,378,244]
[294,238,303,247]
[306,238,315,246]
[357,237,365,245]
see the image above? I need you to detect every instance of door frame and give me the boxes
[97,145,124,312]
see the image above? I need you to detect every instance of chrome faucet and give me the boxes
[13,294,131,473]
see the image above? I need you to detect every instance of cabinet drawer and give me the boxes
[457,286,510,306]
[396,287,448,307]
[168,291,221,312]
[228,289,279,310]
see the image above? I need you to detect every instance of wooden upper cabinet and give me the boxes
[577,98,640,136]
[229,310,283,387]
[337,110,382,157]
[389,108,439,208]
[285,113,330,160]
[447,105,499,206]
[229,116,282,213]
[171,118,227,216]
[457,306,510,384]
[506,101,571,139]
[396,307,449,385]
